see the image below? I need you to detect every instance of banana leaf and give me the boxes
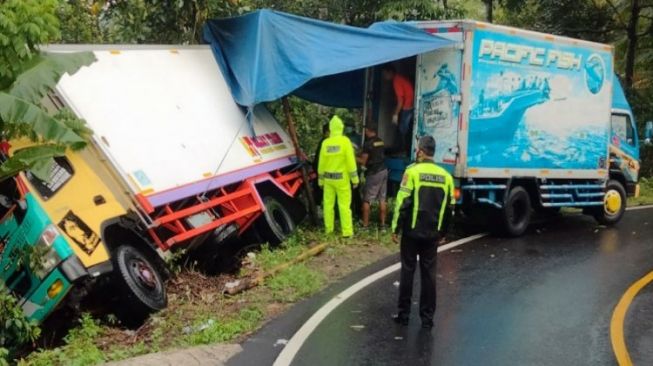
[7,52,96,104]
[0,92,86,149]
[0,144,65,182]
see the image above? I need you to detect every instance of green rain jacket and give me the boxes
[391,160,455,240]
[318,116,359,187]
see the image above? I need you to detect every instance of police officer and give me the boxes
[391,136,454,329]
[318,115,359,237]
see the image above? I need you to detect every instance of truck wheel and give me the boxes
[593,180,626,226]
[114,245,167,325]
[256,196,295,245]
[502,186,532,237]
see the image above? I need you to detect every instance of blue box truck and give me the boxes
[366,21,643,236]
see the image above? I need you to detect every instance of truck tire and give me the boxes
[593,179,626,226]
[113,245,167,326]
[501,186,532,237]
[193,237,260,275]
[256,195,295,245]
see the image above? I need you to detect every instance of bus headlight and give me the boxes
[34,225,63,279]
[47,279,64,299]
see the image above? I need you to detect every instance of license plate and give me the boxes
[185,211,215,229]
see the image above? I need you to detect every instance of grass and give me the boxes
[628,177,653,206]
[265,264,326,303]
[180,306,264,346]
[20,306,266,365]
[21,315,105,366]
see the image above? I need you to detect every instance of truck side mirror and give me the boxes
[645,121,653,145]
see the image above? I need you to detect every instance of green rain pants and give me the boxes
[323,183,354,237]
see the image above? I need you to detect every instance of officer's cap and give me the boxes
[418,136,436,156]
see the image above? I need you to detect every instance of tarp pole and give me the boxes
[282,97,319,225]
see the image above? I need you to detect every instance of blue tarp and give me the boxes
[203,10,454,108]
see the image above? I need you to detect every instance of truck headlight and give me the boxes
[34,225,63,279]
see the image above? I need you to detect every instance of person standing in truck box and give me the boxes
[382,64,415,155]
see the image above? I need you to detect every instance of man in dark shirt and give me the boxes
[313,123,330,172]
[357,126,388,228]
[313,123,330,202]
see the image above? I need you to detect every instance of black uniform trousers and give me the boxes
[397,234,438,324]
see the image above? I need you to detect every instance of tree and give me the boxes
[601,0,653,90]
[248,0,461,26]
[482,0,494,22]
[377,0,464,21]
[0,0,93,180]
[64,0,249,44]
[56,0,105,43]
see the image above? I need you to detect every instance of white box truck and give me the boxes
[368,21,642,236]
[4,45,306,325]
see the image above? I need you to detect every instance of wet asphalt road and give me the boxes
[230,207,653,366]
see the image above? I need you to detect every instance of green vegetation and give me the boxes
[181,306,264,346]
[266,264,326,303]
[0,0,92,181]
[629,177,653,206]
[0,284,41,364]
[21,305,262,365]
[21,314,104,366]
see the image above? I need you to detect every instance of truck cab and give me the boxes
[609,80,641,201]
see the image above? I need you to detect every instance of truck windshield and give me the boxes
[611,114,635,146]
[25,157,74,201]
[0,177,22,224]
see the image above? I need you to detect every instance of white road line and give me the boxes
[273,233,488,366]
[626,205,653,211]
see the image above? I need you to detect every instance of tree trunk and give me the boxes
[625,0,640,90]
[484,0,494,23]
[282,97,319,226]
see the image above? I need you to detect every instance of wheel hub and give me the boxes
[604,189,622,215]
[133,260,157,289]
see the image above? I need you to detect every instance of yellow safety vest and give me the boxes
[391,160,454,238]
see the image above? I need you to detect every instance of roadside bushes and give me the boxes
[0,283,41,365]
[640,147,653,178]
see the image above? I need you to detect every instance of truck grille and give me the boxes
[1,224,35,301]
[6,267,32,300]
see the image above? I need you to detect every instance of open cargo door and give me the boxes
[415,48,463,172]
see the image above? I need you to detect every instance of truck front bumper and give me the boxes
[60,255,89,282]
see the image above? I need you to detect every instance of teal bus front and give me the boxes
[0,185,84,323]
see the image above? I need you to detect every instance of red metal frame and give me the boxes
[143,169,303,250]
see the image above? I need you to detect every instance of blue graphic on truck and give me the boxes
[585,54,605,94]
[468,29,613,171]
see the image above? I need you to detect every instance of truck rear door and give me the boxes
[415,48,463,173]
